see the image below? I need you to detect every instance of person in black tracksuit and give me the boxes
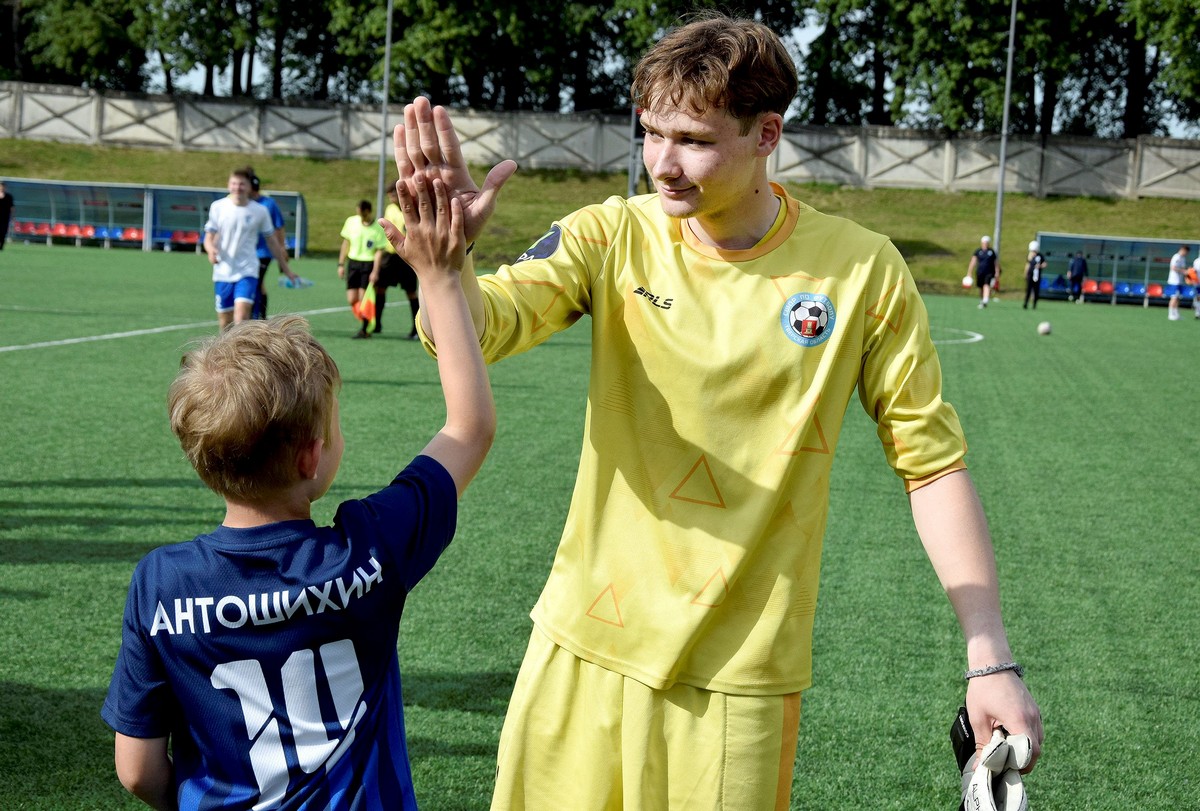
[1023,240,1046,309]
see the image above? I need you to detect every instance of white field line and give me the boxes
[931,326,985,345]
[1,308,981,353]
[0,308,346,353]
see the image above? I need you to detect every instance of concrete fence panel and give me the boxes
[3,80,1200,200]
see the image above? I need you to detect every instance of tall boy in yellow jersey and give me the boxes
[388,13,1042,810]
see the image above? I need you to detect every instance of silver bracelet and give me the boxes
[964,661,1025,680]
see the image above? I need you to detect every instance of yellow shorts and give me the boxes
[491,627,801,811]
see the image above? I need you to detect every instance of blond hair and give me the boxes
[168,316,341,501]
[631,13,798,134]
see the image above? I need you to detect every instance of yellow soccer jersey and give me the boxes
[340,215,386,262]
[381,202,406,255]
[468,184,966,695]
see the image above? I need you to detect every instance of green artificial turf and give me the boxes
[0,218,1196,809]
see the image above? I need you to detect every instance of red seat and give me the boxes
[1082,279,1099,294]
[34,222,51,236]
[1147,283,1164,297]
[65,224,82,238]
[81,224,97,238]
[180,230,200,244]
[51,222,69,237]
[1097,281,1113,294]
[124,227,144,241]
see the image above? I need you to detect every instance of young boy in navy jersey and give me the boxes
[102,175,493,811]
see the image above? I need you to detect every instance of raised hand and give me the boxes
[393,96,517,243]
[380,172,465,281]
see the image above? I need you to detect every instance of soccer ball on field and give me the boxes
[1037,321,1052,335]
[961,275,973,288]
[789,300,829,339]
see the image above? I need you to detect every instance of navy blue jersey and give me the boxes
[974,248,998,276]
[255,195,286,260]
[102,455,456,810]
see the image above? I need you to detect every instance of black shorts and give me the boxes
[977,270,995,289]
[346,259,373,290]
[378,253,417,294]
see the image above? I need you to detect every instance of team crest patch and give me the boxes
[516,224,562,262]
[781,293,835,347]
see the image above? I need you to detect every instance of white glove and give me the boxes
[961,729,1032,811]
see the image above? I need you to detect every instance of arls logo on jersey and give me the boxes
[634,286,673,309]
[781,292,835,347]
[516,224,562,263]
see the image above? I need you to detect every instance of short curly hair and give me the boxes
[168,316,341,501]
[631,13,798,134]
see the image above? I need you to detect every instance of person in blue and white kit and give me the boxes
[203,166,295,330]
[1167,244,1189,321]
[247,169,298,319]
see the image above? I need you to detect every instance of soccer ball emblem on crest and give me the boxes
[790,300,828,338]
[781,293,836,347]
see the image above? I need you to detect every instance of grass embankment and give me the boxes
[5,136,1200,291]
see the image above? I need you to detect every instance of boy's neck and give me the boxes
[223,495,312,528]
[686,189,781,251]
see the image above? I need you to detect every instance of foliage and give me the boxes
[6,1,1200,133]
[19,0,146,90]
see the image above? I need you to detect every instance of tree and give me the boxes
[20,0,146,90]
[1124,0,1200,135]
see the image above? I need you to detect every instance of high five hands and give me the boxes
[379,172,465,280]
[390,96,518,244]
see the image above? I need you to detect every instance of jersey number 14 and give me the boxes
[211,639,366,809]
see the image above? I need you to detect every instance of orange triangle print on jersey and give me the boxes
[585,584,625,627]
[513,279,565,334]
[692,568,729,607]
[865,279,906,334]
[669,455,726,507]
[776,399,830,456]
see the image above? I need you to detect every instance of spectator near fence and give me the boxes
[1023,240,1046,310]
[1168,245,1189,321]
[0,182,13,251]
[1067,251,1088,302]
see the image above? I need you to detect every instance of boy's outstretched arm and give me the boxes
[390,100,517,344]
[114,733,176,811]
[909,469,1044,770]
[381,173,495,496]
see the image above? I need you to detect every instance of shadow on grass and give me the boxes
[0,478,218,563]
[0,682,131,808]
[0,675,512,807]
[0,539,170,564]
[0,478,199,490]
[403,670,516,717]
[893,238,955,258]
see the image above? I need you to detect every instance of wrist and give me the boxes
[964,661,1025,680]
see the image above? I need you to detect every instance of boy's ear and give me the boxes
[296,438,325,481]
[756,112,784,156]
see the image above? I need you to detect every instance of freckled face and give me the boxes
[640,106,766,226]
